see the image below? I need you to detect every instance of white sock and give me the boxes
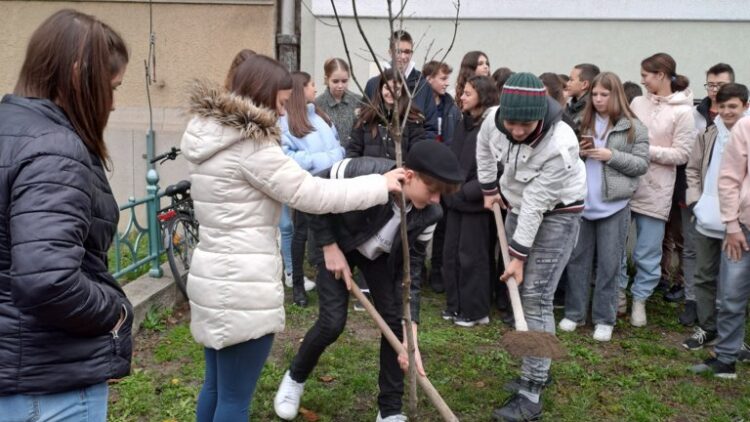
[519,389,540,404]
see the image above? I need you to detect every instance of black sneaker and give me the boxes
[491,393,542,421]
[682,327,718,351]
[441,310,457,321]
[664,285,685,303]
[293,284,308,307]
[454,315,490,327]
[502,376,553,393]
[689,357,737,379]
[738,342,750,363]
[655,278,670,295]
[678,300,697,326]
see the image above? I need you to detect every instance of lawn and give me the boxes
[108,290,750,421]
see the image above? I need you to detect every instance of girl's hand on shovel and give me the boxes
[500,258,524,285]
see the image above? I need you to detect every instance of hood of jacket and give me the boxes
[496,96,563,146]
[645,88,695,107]
[182,79,280,164]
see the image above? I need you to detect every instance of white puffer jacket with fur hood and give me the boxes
[181,81,389,350]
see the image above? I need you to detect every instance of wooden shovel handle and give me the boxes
[345,274,459,422]
[491,203,529,332]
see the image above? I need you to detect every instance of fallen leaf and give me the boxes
[299,407,320,421]
[474,381,486,388]
[319,375,335,383]
[171,378,180,385]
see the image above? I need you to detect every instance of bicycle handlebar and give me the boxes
[150,147,181,164]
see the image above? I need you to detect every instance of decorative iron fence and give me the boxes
[111,168,165,280]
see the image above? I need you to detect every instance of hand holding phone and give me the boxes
[579,135,594,151]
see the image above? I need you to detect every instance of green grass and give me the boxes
[109,290,750,421]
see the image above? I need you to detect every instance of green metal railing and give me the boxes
[111,165,164,280]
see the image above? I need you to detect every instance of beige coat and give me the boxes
[629,89,696,220]
[181,81,389,350]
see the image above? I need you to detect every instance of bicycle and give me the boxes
[151,147,199,299]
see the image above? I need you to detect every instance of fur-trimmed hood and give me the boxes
[182,79,280,163]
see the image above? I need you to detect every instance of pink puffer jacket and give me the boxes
[629,89,696,221]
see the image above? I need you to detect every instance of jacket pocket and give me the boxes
[109,299,134,379]
[514,168,539,184]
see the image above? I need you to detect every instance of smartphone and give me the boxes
[580,135,594,150]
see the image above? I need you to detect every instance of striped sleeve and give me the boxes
[417,223,437,243]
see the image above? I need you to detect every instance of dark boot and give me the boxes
[492,393,542,421]
[293,284,308,307]
[429,268,445,293]
[678,300,697,326]
[664,285,685,303]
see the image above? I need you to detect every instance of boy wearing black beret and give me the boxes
[275,141,462,422]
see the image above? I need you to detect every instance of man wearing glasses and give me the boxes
[364,30,439,141]
[695,63,735,132]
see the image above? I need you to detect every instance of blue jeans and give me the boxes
[0,382,108,422]
[280,205,294,275]
[565,207,630,326]
[505,211,580,388]
[714,226,750,365]
[197,334,275,422]
[619,212,667,301]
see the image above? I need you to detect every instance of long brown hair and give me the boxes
[641,52,689,93]
[455,51,489,108]
[464,76,499,125]
[539,72,566,107]
[14,9,129,164]
[323,58,349,81]
[287,71,332,138]
[580,72,639,142]
[228,54,293,111]
[224,49,256,90]
[355,68,423,137]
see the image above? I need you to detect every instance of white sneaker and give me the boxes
[558,318,579,332]
[630,299,647,327]
[376,412,408,422]
[284,271,293,288]
[593,324,614,342]
[274,370,305,420]
[304,276,316,292]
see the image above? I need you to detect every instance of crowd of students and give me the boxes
[269,30,750,422]
[2,9,749,422]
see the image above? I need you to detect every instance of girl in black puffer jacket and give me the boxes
[442,76,500,327]
[0,9,132,419]
[346,68,425,159]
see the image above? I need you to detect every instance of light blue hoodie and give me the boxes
[280,103,345,174]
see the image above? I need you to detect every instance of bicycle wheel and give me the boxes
[167,213,199,299]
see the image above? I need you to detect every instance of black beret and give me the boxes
[405,141,464,184]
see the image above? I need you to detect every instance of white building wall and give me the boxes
[301,0,750,101]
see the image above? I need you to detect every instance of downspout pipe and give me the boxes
[277,0,299,71]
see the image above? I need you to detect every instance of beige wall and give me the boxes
[0,1,276,226]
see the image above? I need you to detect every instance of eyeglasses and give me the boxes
[704,83,727,91]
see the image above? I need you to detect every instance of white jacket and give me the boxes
[181,81,389,350]
[476,105,586,259]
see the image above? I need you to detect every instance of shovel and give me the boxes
[346,273,459,422]
[491,203,566,359]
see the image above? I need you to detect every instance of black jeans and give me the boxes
[292,212,309,289]
[289,251,404,417]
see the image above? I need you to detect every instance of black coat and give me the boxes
[310,157,442,323]
[444,112,489,213]
[0,95,133,395]
[365,67,438,141]
[346,118,425,160]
